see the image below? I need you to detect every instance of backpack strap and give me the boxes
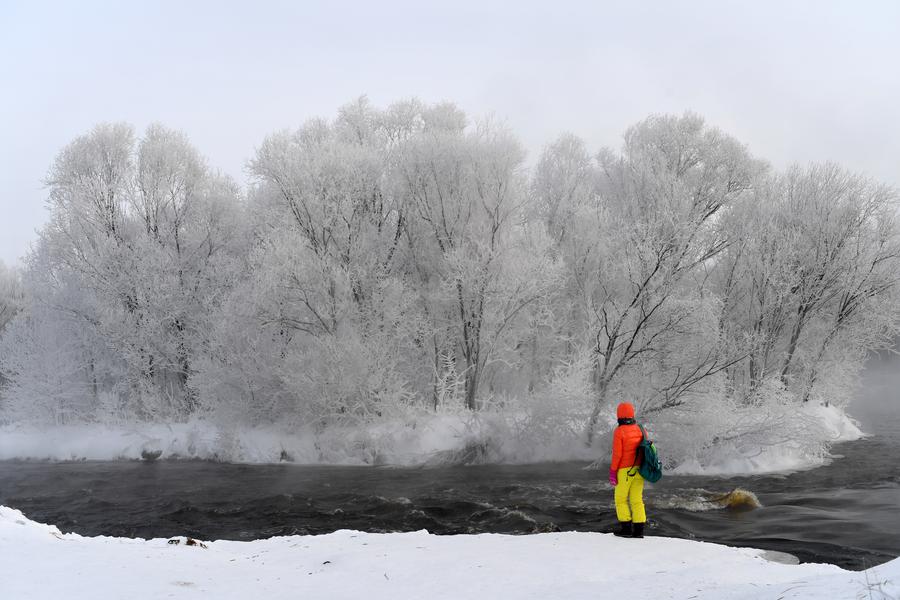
[631,424,647,474]
[628,423,647,477]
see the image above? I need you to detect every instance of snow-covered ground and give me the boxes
[1,505,896,600]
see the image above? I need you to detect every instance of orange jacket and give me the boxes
[611,423,643,470]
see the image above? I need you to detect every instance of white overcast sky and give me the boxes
[2,1,899,266]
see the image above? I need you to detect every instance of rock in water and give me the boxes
[708,488,762,510]
[141,449,163,461]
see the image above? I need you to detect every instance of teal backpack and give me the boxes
[636,424,662,483]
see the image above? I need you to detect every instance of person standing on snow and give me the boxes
[609,402,647,538]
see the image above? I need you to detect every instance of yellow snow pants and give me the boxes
[614,467,646,523]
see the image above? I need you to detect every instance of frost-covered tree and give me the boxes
[0,261,22,338]
[3,123,243,423]
[719,163,900,407]
[397,114,558,410]
[194,99,423,427]
[535,114,765,442]
[0,261,24,398]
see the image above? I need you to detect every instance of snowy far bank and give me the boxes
[0,404,864,476]
[1,505,897,600]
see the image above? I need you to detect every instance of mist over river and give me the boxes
[1,353,898,571]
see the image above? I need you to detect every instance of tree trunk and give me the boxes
[464,360,481,411]
[431,334,440,411]
[585,378,610,445]
[528,334,538,394]
[780,307,808,389]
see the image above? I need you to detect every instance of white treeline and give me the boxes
[1,99,898,468]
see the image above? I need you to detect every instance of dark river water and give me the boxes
[1,356,898,571]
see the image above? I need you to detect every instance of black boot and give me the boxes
[613,521,633,537]
[632,522,645,538]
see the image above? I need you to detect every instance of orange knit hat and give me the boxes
[616,402,635,420]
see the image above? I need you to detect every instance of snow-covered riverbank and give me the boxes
[1,505,896,600]
[0,403,864,476]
